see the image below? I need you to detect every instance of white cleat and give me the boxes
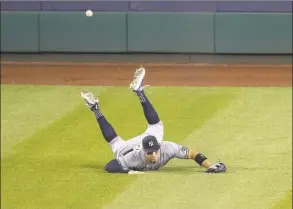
[129,67,146,91]
[80,90,99,110]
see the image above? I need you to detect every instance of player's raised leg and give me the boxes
[129,67,164,142]
[129,67,160,125]
[81,90,124,155]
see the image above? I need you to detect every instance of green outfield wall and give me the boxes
[127,12,214,53]
[214,13,292,54]
[1,11,292,54]
[1,12,39,52]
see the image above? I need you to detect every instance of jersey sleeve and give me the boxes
[164,141,189,159]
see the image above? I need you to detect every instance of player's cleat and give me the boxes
[81,90,99,110]
[205,162,226,173]
[129,67,146,91]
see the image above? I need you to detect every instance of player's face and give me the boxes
[145,150,160,163]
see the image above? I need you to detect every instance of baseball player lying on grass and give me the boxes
[81,67,227,174]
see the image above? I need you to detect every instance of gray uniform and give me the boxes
[117,141,189,171]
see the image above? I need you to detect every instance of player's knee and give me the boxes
[146,121,164,134]
[153,123,164,141]
[156,120,164,128]
[156,121,164,132]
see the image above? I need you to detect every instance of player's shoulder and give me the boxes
[160,141,177,149]
[161,141,176,146]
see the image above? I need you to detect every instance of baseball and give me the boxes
[86,10,93,17]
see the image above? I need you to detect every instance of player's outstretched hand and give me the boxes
[205,162,227,173]
[128,170,146,175]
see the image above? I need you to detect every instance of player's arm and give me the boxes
[187,149,211,169]
[167,141,212,169]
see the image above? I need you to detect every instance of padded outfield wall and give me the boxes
[1,1,292,54]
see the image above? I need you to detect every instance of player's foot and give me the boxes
[81,90,99,111]
[129,67,146,91]
[205,162,226,173]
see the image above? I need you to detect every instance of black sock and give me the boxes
[135,90,160,125]
[92,107,117,143]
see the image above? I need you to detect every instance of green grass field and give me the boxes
[1,84,292,209]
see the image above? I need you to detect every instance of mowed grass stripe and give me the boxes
[96,87,238,142]
[1,105,137,209]
[1,87,238,209]
[102,88,292,209]
[1,84,107,156]
[272,190,292,209]
[181,88,292,209]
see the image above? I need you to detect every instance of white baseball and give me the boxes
[86,10,93,17]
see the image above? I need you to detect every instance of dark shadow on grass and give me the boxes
[157,166,205,174]
[159,166,235,174]
[80,163,106,173]
[80,164,204,174]
[80,164,240,174]
[229,165,278,173]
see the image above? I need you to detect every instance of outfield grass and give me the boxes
[1,85,292,209]
[0,85,108,155]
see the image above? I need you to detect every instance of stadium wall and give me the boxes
[1,1,292,54]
